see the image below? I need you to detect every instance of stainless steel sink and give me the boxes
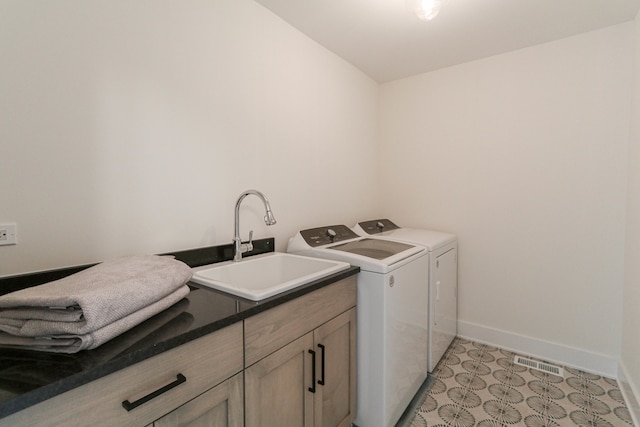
[191,252,350,300]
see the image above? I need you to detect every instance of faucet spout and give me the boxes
[234,190,277,262]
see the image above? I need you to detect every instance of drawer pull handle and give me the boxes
[122,373,187,411]
[318,344,325,386]
[308,349,316,393]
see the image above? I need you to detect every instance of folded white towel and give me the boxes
[0,255,193,339]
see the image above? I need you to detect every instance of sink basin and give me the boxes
[191,252,350,301]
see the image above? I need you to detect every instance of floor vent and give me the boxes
[514,356,564,378]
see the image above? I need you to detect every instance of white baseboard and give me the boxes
[457,320,618,378]
[618,360,640,427]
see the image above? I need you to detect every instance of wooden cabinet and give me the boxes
[0,322,243,427]
[244,277,357,427]
[0,276,356,427]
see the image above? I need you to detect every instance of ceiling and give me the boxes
[254,0,640,83]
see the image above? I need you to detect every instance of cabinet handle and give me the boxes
[318,344,326,386]
[308,349,316,393]
[122,373,187,411]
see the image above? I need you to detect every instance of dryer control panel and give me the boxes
[300,225,359,247]
[357,218,400,235]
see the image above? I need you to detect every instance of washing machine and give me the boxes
[353,219,458,373]
[287,225,429,427]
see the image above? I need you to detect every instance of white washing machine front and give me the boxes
[353,219,458,372]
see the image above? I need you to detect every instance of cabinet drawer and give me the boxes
[245,277,356,367]
[0,322,243,427]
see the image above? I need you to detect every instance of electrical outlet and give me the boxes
[0,223,17,246]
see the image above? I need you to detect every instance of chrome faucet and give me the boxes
[233,189,277,262]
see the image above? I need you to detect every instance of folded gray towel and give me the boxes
[0,255,193,339]
[0,285,190,353]
[0,299,193,389]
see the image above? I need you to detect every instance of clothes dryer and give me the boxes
[353,219,458,372]
[288,225,429,427]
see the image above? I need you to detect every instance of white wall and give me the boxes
[0,0,379,276]
[620,11,640,425]
[379,24,634,375]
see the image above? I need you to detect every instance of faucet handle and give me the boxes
[245,230,254,253]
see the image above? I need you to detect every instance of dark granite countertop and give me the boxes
[0,239,359,419]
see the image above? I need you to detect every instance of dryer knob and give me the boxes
[376,221,385,231]
[326,229,337,242]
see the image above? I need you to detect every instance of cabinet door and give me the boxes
[245,333,315,427]
[313,309,356,427]
[154,372,243,427]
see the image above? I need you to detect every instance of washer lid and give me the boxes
[353,219,457,251]
[287,225,426,273]
[377,228,457,251]
[328,238,415,260]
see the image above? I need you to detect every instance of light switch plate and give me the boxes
[0,223,17,246]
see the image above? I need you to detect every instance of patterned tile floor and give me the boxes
[406,338,634,427]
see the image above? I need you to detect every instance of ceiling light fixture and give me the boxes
[407,0,446,21]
